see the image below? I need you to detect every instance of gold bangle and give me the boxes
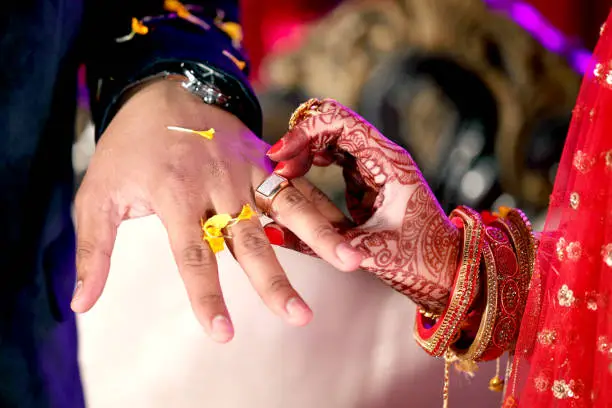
[414,206,485,357]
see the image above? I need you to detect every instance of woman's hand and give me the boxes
[267,99,460,313]
[72,84,362,342]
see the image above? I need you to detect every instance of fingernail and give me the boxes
[267,139,284,155]
[70,280,83,311]
[335,243,362,267]
[210,315,234,343]
[72,280,83,301]
[274,162,286,173]
[264,226,285,246]
[285,297,311,325]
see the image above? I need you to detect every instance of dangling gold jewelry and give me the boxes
[443,350,453,408]
[488,358,505,392]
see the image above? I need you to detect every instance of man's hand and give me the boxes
[72,82,362,342]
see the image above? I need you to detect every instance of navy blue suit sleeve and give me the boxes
[85,0,261,137]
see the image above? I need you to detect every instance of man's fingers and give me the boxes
[263,179,353,255]
[291,177,350,227]
[72,196,118,313]
[270,186,362,272]
[161,208,234,343]
[224,214,313,327]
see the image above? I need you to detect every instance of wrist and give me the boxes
[94,61,262,141]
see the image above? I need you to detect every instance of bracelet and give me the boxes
[451,226,519,362]
[414,206,485,357]
[490,209,536,353]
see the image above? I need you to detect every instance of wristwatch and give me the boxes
[94,60,262,139]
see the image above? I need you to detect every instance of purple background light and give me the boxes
[484,0,593,73]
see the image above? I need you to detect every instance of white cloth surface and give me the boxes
[77,215,502,408]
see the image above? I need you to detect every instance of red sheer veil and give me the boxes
[505,10,612,407]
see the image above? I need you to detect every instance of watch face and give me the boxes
[182,72,229,106]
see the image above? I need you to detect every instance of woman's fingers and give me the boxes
[273,148,312,179]
[269,99,420,191]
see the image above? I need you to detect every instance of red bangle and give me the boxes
[414,206,485,357]
[490,209,536,353]
[452,225,519,362]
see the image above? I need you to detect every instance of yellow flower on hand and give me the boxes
[201,204,255,253]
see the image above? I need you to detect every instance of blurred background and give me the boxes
[74,0,609,226]
[73,1,611,407]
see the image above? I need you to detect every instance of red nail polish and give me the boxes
[274,162,286,173]
[264,226,285,246]
[267,139,284,155]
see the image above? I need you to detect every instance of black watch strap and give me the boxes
[93,60,263,140]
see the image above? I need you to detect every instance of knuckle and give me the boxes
[237,227,271,258]
[76,240,112,263]
[312,224,338,242]
[267,274,292,295]
[76,240,96,261]
[309,187,331,206]
[205,159,231,179]
[164,143,200,185]
[195,293,224,308]
[181,243,215,269]
[273,189,309,214]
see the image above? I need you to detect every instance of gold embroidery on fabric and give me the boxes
[586,291,599,311]
[556,237,567,261]
[606,71,612,86]
[566,241,582,261]
[537,330,557,346]
[601,243,612,267]
[597,336,609,353]
[573,150,595,174]
[569,192,580,209]
[534,374,550,393]
[594,63,604,78]
[558,284,575,307]
[604,151,612,170]
[551,380,578,399]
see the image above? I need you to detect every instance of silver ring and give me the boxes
[254,173,291,216]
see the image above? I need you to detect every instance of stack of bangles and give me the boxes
[413,206,537,407]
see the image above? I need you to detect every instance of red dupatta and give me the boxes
[505,10,612,407]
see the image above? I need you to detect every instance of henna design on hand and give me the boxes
[285,99,460,313]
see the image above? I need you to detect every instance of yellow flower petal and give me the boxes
[205,236,226,253]
[203,214,232,237]
[237,203,254,220]
[167,126,215,140]
[196,128,215,140]
[132,18,149,35]
[498,206,511,218]
[218,22,243,45]
[164,0,189,15]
